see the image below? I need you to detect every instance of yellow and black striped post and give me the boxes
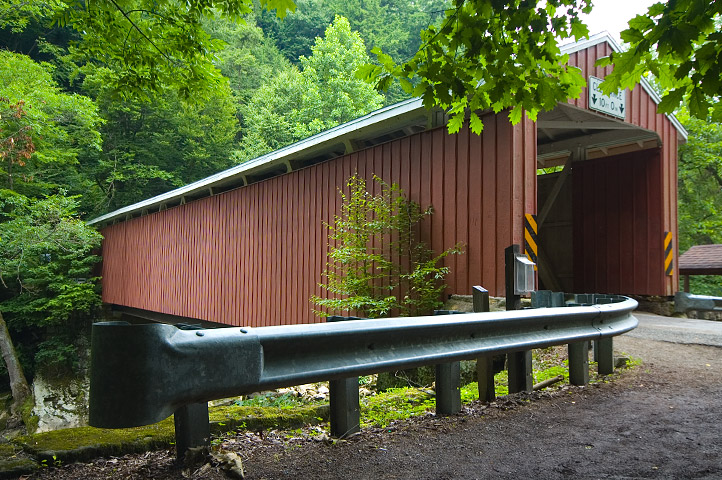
[664,231,674,276]
[524,214,538,270]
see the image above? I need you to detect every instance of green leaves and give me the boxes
[569,18,589,40]
[657,88,685,115]
[677,109,722,263]
[0,51,103,198]
[469,112,484,135]
[600,0,722,121]
[688,87,711,120]
[86,62,240,213]
[262,0,296,18]
[363,0,590,134]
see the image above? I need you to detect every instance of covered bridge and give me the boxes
[90,33,687,327]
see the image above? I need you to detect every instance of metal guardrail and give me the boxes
[89,296,638,431]
[674,291,722,313]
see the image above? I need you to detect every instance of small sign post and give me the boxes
[588,75,626,119]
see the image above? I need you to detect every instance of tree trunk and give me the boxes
[0,310,31,425]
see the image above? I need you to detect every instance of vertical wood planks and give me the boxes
[101,116,535,326]
[573,151,665,295]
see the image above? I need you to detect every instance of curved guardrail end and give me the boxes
[89,322,263,428]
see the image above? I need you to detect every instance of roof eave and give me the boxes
[88,98,428,226]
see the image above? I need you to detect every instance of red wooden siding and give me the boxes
[573,151,665,295]
[567,43,680,295]
[100,39,681,323]
[101,113,537,327]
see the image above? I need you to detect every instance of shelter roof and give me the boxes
[679,245,722,276]
[89,32,687,227]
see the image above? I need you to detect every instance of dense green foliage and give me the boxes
[204,16,291,116]
[82,67,240,212]
[0,51,104,380]
[254,0,447,104]
[56,0,295,100]
[0,192,102,377]
[235,16,384,161]
[677,110,722,295]
[678,111,722,251]
[0,51,102,200]
[313,175,462,318]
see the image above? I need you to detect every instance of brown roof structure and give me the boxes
[679,245,722,276]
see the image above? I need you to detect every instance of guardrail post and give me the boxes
[434,310,462,415]
[473,286,495,402]
[567,341,589,385]
[326,316,362,437]
[591,295,616,376]
[596,337,614,375]
[534,292,590,385]
[507,351,533,393]
[435,362,461,415]
[329,377,360,437]
[173,402,210,460]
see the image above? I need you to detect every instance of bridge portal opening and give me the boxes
[535,103,664,295]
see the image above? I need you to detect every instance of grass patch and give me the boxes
[210,404,329,431]
[361,387,435,428]
[233,392,324,409]
[535,363,569,384]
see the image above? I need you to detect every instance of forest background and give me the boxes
[0,0,720,424]
[0,0,452,416]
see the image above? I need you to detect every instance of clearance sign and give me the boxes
[588,76,626,120]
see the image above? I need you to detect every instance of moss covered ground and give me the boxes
[0,402,330,477]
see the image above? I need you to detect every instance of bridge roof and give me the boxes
[88,32,687,228]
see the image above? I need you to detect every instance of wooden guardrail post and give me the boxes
[329,377,360,437]
[596,337,614,375]
[174,402,210,460]
[435,361,461,415]
[568,341,590,385]
[434,309,463,415]
[473,286,495,402]
[532,291,591,386]
[327,316,362,438]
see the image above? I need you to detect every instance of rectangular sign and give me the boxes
[588,76,626,119]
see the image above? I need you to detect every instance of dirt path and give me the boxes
[26,318,722,480]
